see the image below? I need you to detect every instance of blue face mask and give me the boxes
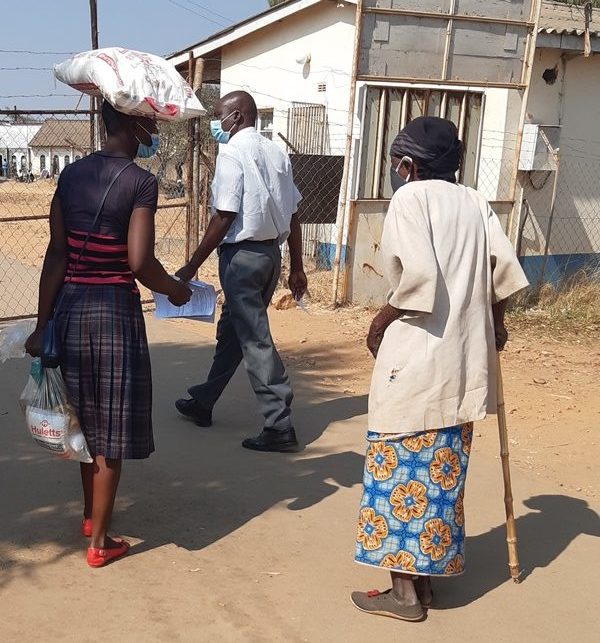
[209,110,237,144]
[136,133,159,159]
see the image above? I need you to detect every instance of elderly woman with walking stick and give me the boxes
[351,117,529,622]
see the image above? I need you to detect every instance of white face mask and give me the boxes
[391,155,413,191]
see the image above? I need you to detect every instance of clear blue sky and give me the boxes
[1,0,268,110]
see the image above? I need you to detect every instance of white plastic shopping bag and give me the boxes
[0,319,35,363]
[54,47,205,121]
[21,360,92,463]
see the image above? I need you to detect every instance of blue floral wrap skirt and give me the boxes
[355,423,473,576]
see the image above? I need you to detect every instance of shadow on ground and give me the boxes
[433,494,600,609]
[0,339,367,587]
[2,339,598,604]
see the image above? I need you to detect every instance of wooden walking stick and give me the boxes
[496,352,521,582]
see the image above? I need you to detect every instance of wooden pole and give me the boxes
[89,0,98,48]
[340,200,358,303]
[537,144,561,287]
[185,53,196,263]
[89,0,99,152]
[331,0,363,307]
[192,58,204,240]
[506,0,542,242]
[496,352,521,583]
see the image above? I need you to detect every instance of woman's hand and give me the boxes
[168,280,193,307]
[492,298,509,351]
[367,321,385,358]
[367,304,403,358]
[495,320,508,351]
[25,329,43,358]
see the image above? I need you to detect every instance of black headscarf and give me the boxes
[390,116,463,183]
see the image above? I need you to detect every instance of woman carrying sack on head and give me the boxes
[26,101,191,567]
[351,117,529,621]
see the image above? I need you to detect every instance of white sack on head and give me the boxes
[54,47,205,121]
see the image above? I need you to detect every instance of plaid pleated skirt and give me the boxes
[56,283,154,460]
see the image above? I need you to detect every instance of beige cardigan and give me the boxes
[368,180,529,435]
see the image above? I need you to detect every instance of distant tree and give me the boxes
[140,84,220,190]
[268,0,288,7]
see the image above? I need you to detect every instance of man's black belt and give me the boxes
[218,238,278,255]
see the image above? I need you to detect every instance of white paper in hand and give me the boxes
[153,281,216,322]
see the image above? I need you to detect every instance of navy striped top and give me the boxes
[58,151,158,288]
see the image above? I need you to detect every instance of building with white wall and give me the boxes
[515,1,600,284]
[169,0,600,302]
[28,119,90,177]
[0,122,41,178]
[169,0,357,269]
[169,0,355,155]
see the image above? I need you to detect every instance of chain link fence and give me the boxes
[0,110,196,321]
[518,152,600,287]
[0,111,93,320]
[283,153,344,300]
[5,108,596,319]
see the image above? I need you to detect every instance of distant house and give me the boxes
[28,119,91,177]
[0,122,41,178]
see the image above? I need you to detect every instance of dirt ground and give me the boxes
[0,303,598,642]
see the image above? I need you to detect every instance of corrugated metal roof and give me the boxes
[29,119,90,150]
[539,1,599,37]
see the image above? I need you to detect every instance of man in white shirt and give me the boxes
[175,91,307,452]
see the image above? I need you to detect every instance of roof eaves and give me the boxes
[166,0,357,66]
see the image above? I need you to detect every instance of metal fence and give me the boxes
[0,111,93,320]
[4,108,596,319]
[517,150,600,287]
[0,105,348,318]
[0,109,197,321]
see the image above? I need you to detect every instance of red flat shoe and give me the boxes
[81,518,92,538]
[87,538,130,568]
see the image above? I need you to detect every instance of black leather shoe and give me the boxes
[175,398,213,427]
[242,428,299,452]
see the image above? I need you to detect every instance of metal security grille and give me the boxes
[287,103,329,155]
[357,86,485,199]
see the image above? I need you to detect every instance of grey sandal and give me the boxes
[350,589,425,622]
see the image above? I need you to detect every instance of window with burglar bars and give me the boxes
[287,103,329,154]
[358,87,483,199]
[257,109,274,140]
